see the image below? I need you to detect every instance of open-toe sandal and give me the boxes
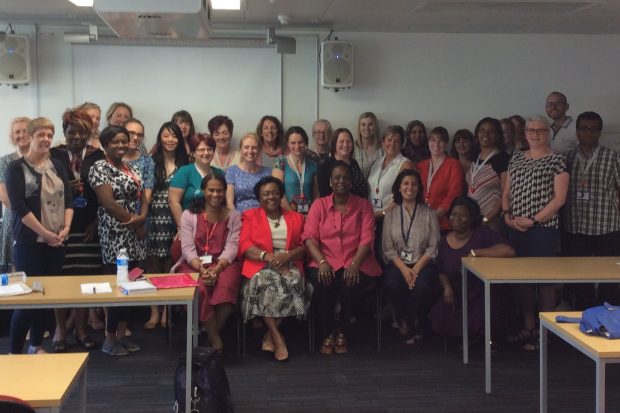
[52,339,66,353]
[320,334,334,355]
[334,333,348,354]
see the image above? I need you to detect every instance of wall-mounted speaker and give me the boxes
[0,35,30,86]
[321,41,353,90]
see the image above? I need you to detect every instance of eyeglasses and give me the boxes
[313,130,329,135]
[525,128,549,135]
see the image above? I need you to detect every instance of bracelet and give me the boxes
[382,210,386,216]
[318,259,328,266]
[470,249,477,257]
[259,251,267,261]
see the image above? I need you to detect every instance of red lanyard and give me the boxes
[201,213,219,254]
[107,159,143,202]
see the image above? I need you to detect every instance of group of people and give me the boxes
[2,89,618,358]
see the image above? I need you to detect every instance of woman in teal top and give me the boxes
[272,126,319,214]
[169,133,223,227]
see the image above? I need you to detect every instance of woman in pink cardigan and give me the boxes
[171,172,242,353]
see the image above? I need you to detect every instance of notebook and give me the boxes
[118,280,157,295]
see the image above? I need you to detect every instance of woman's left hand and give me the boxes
[513,216,534,230]
[269,252,292,272]
[344,260,360,287]
[57,226,70,243]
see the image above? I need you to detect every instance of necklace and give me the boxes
[267,215,282,228]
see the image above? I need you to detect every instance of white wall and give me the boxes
[2,27,620,155]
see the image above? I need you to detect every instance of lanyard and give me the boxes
[469,149,498,187]
[201,212,219,254]
[287,155,306,198]
[68,147,87,177]
[375,156,397,195]
[576,146,600,188]
[426,158,444,196]
[108,159,143,203]
[400,203,418,245]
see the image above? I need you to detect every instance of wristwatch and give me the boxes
[531,217,540,227]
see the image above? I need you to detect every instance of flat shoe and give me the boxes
[52,339,66,353]
[320,335,334,355]
[76,335,96,350]
[334,333,348,354]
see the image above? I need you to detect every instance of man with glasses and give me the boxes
[562,111,620,308]
[306,119,332,164]
[545,91,577,153]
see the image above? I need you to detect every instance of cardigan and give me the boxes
[417,157,463,230]
[170,208,241,272]
[238,207,305,278]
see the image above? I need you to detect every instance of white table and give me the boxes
[0,274,198,413]
[461,256,620,394]
[540,311,620,413]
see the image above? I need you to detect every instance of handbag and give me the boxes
[556,302,620,339]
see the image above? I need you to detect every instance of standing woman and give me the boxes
[272,126,319,214]
[171,110,194,155]
[169,134,223,229]
[418,127,464,231]
[256,115,284,167]
[354,112,383,178]
[510,115,529,151]
[500,118,517,156]
[89,125,148,356]
[317,128,368,198]
[225,133,271,212]
[145,122,189,329]
[402,120,430,165]
[106,102,133,127]
[238,176,310,362]
[49,109,103,351]
[0,117,30,272]
[466,118,510,231]
[382,169,440,344]
[77,102,102,150]
[450,129,476,178]
[171,173,242,352]
[502,116,568,351]
[209,115,240,171]
[6,117,73,354]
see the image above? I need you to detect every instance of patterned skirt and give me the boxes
[240,267,313,322]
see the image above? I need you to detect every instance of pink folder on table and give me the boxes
[148,273,199,289]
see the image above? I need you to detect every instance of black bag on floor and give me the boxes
[173,346,234,413]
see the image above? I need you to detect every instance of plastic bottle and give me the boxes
[116,248,129,284]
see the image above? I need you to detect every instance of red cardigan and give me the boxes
[417,157,463,230]
[238,207,305,278]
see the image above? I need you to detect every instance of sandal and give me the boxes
[506,328,534,344]
[52,339,66,353]
[334,333,348,354]
[320,334,334,355]
[76,335,97,350]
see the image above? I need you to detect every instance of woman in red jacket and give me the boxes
[417,126,463,231]
[238,176,311,361]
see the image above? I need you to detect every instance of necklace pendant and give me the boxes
[274,221,280,228]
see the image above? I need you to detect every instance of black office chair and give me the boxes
[0,395,36,413]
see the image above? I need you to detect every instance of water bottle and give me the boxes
[116,248,129,284]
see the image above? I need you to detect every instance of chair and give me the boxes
[0,395,36,413]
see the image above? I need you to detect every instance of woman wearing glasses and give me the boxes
[501,116,568,351]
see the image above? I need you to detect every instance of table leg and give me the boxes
[596,360,605,413]
[462,264,468,365]
[185,299,193,413]
[192,291,199,347]
[540,323,548,413]
[79,367,87,413]
[484,281,491,394]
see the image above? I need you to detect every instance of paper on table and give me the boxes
[0,282,32,297]
[81,282,113,294]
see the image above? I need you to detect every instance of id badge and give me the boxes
[73,196,87,208]
[373,198,383,208]
[400,250,414,264]
[200,255,213,266]
[576,191,590,201]
[296,197,309,213]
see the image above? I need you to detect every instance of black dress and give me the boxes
[316,157,369,199]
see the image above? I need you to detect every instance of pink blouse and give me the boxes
[302,194,381,277]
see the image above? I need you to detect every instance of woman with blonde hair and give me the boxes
[77,102,102,149]
[0,116,30,272]
[354,112,383,178]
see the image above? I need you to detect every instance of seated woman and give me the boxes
[429,196,515,342]
[304,161,382,355]
[382,169,440,345]
[171,173,242,352]
[238,176,310,362]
